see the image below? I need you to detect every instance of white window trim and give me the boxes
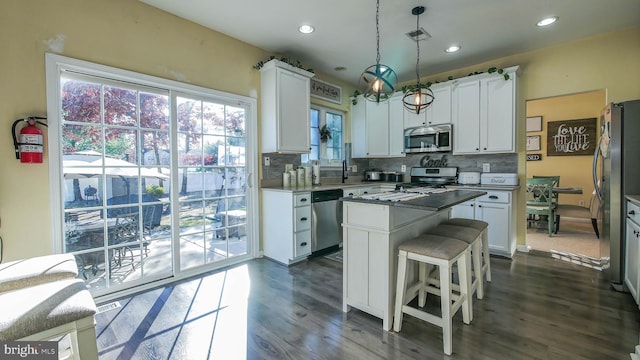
[306,104,345,168]
[45,53,259,286]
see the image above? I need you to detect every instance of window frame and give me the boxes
[45,54,259,295]
[302,104,345,167]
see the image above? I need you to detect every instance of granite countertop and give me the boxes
[261,182,399,193]
[341,189,486,212]
[626,195,640,206]
[446,184,520,191]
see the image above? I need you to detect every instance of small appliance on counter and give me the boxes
[480,173,518,186]
[457,171,481,185]
[381,172,404,182]
[364,169,382,181]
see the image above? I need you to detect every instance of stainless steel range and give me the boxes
[396,167,458,190]
[354,167,458,202]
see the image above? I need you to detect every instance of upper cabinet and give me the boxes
[403,83,452,128]
[452,66,519,155]
[260,59,314,153]
[351,94,405,158]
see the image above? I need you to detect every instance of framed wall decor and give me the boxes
[527,154,542,161]
[310,78,342,104]
[547,118,597,156]
[526,116,542,132]
[526,135,541,151]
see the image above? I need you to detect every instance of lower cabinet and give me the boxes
[262,190,312,265]
[624,199,640,304]
[450,190,517,257]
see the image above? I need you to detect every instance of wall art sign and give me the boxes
[526,116,542,132]
[526,154,542,161]
[310,78,342,104]
[547,118,597,156]
[526,135,541,151]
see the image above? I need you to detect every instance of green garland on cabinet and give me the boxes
[253,56,314,73]
[351,66,510,105]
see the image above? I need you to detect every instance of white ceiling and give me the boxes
[140,0,640,86]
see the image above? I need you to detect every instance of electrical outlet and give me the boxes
[264,156,270,167]
[351,165,358,173]
[401,164,407,172]
[579,200,585,207]
[482,163,490,172]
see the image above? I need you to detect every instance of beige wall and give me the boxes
[0,0,353,261]
[526,90,606,207]
[1,0,639,260]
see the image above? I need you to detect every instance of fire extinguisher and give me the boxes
[12,116,48,163]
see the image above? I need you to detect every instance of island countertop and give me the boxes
[340,189,487,212]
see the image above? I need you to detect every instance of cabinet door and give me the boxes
[403,99,427,128]
[452,80,481,154]
[365,100,390,157]
[451,199,476,219]
[426,84,452,125]
[351,97,367,158]
[625,218,640,303]
[388,96,406,157]
[477,202,510,255]
[278,69,311,152]
[481,75,515,153]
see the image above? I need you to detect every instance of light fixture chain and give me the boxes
[376,0,380,65]
[415,10,420,85]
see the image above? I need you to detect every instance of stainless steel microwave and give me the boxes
[404,124,452,153]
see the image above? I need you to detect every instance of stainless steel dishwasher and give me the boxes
[311,189,343,254]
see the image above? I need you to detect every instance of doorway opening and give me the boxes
[525,89,605,264]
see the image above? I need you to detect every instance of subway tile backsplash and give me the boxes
[260,152,517,186]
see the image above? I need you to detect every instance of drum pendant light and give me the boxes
[402,6,434,114]
[360,0,397,103]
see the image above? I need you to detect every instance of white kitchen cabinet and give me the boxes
[425,83,453,126]
[403,83,452,128]
[260,59,314,153]
[452,66,518,155]
[262,190,312,265]
[351,94,405,158]
[450,190,517,257]
[624,198,640,304]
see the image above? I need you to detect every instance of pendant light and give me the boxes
[360,0,397,103]
[402,6,434,114]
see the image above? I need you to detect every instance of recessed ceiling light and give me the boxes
[445,45,461,53]
[536,16,558,27]
[299,24,315,34]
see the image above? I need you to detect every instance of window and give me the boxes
[46,54,257,296]
[302,105,344,166]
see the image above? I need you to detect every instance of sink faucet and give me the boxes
[342,160,349,183]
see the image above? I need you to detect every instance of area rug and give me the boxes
[324,249,343,263]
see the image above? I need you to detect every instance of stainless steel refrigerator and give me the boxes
[595,100,640,291]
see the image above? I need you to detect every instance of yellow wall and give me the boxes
[0,0,353,261]
[526,90,606,207]
[1,0,639,260]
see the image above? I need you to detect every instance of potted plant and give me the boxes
[319,124,332,142]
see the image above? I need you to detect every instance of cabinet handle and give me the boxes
[475,148,479,151]
[300,217,308,221]
[478,204,483,208]
[363,191,369,194]
[483,147,487,150]
[470,204,474,207]
[300,198,308,202]
[300,242,308,247]
[348,192,354,196]
[489,195,498,199]
[629,210,636,215]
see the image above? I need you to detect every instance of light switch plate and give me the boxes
[401,164,406,172]
[482,163,490,172]
[351,165,358,173]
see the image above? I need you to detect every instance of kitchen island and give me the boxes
[341,189,485,331]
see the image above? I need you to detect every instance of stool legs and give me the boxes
[471,239,484,299]
[481,229,492,282]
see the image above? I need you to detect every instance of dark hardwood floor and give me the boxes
[95,252,640,359]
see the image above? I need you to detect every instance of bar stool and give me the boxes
[393,234,472,356]
[441,218,491,282]
[425,224,484,300]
